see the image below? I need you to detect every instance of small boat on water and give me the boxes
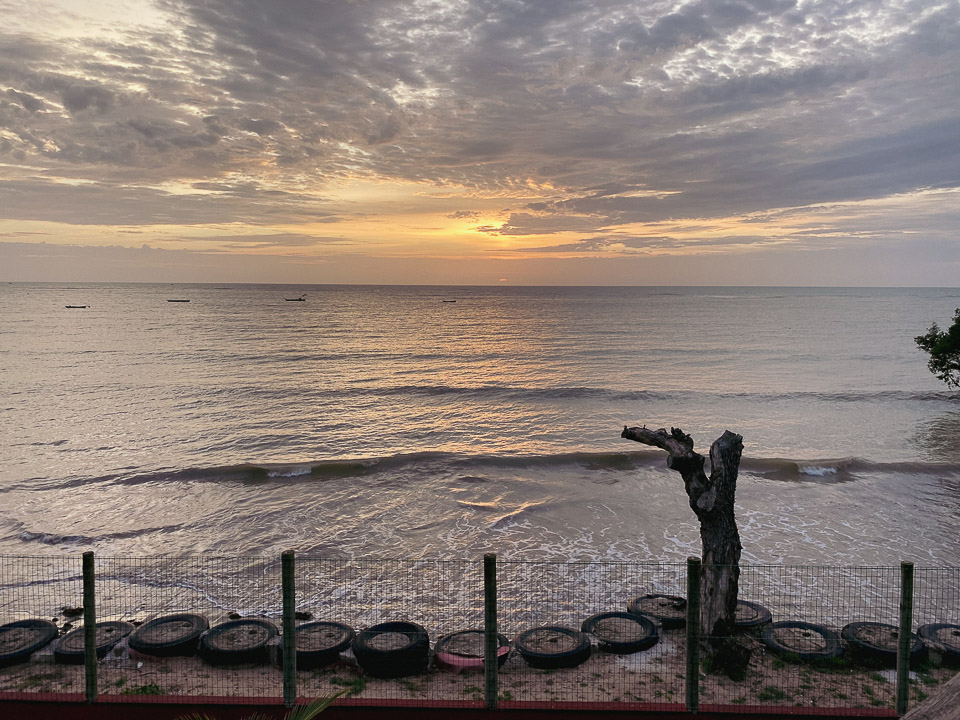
[65,305,87,309]
[285,294,306,301]
[441,300,457,303]
[167,299,190,303]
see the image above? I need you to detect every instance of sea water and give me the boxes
[1,284,959,571]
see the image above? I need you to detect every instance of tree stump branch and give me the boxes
[621,425,746,673]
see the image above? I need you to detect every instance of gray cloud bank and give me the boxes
[1,0,959,252]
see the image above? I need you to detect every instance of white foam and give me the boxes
[266,466,313,478]
[798,465,838,477]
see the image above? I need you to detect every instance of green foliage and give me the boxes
[285,694,349,720]
[176,690,347,720]
[916,308,960,388]
[756,686,790,702]
[121,682,164,695]
[329,674,366,696]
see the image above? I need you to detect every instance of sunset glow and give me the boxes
[1,0,958,284]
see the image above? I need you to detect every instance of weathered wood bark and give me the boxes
[903,670,960,720]
[621,426,744,666]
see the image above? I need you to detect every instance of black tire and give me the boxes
[626,594,686,629]
[762,621,843,661]
[293,621,355,670]
[352,621,430,678]
[735,600,773,629]
[0,619,59,667]
[54,621,134,664]
[581,612,659,654]
[841,621,924,667]
[128,613,209,658]
[199,619,278,666]
[434,629,510,671]
[918,623,960,666]
[514,626,592,669]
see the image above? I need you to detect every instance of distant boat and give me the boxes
[65,305,87,309]
[285,294,306,301]
[441,300,457,303]
[167,299,190,303]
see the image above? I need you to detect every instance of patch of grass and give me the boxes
[121,682,163,695]
[329,674,366,696]
[756,686,790,702]
[17,675,49,691]
[832,691,849,700]
[731,696,747,704]
[15,670,65,692]
[861,683,875,697]
[868,671,886,683]
[395,678,424,694]
[917,672,939,686]
[912,687,929,703]
[809,655,854,673]
[113,676,127,688]
[498,690,513,701]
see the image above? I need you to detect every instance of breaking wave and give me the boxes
[34,451,960,490]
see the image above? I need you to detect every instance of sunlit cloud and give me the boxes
[1,0,958,283]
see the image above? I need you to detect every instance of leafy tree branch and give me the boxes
[916,308,960,389]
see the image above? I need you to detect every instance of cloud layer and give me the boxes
[1,0,959,281]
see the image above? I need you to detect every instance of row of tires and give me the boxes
[634,593,960,668]
[0,612,653,676]
[762,621,960,667]
[627,594,773,630]
[3,602,957,676]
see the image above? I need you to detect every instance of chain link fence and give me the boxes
[1,554,957,715]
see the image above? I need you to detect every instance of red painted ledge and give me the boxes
[0,692,899,720]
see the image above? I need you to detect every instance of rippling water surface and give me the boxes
[2,283,959,566]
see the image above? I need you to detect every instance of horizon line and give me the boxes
[3,281,960,290]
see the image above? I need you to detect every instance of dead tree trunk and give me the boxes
[621,426,745,670]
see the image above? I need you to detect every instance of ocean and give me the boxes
[2,283,959,568]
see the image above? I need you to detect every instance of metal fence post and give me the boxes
[484,553,498,709]
[282,550,297,708]
[896,561,914,716]
[82,551,97,703]
[685,556,701,713]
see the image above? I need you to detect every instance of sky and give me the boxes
[1,0,959,285]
